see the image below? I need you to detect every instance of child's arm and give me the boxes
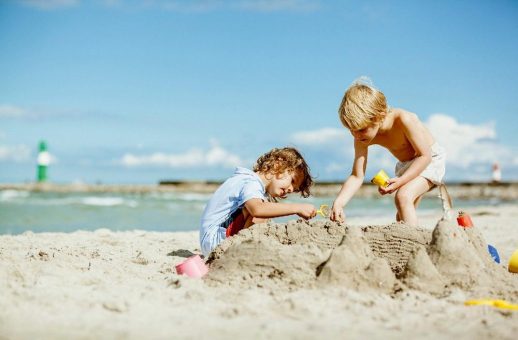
[381,113,432,194]
[330,140,368,222]
[244,199,316,220]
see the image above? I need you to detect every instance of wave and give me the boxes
[174,193,212,201]
[1,194,138,208]
[144,192,212,202]
[0,190,31,201]
[81,197,138,207]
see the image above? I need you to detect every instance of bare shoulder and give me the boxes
[391,108,421,126]
[390,108,434,144]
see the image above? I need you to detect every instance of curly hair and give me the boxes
[253,147,313,198]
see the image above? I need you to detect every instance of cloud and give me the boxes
[120,142,243,168]
[236,0,319,12]
[0,103,117,121]
[425,113,515,168]
[146,0,221,12]
[291,127,347,145]
[0,105,30,118]
[0,144,32,162]
[15,0,320,12]
[16,0,79,9]
[99,0,319,12]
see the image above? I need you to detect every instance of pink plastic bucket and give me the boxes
[175,255,208,278]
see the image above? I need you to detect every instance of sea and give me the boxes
[0,189,503,235]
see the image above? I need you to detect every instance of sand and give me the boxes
[1,204,517,339]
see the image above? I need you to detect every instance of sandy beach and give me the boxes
[1,203,517,339]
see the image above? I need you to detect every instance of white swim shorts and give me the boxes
[395,143,446,186]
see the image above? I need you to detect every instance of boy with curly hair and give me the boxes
[200,147,316,256]
[331,78,446,226]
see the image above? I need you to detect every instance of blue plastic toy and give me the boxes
[487,244,500,264]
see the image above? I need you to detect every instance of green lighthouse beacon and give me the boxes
[37,140,50,182]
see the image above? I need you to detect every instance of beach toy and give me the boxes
[509,249,518,273]
[456,211,473,228]
[465,299,518,311]
[175,255,208,278]
[487,244,500,264]
[316,204,330,218]
[371,169,390,188]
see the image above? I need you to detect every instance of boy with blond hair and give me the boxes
[200,147,317,256]
[331,78,446,226]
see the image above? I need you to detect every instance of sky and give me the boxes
[1,0,517,184]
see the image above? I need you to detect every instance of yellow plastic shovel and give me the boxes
[465,299,518,311]
[316,204,330,218]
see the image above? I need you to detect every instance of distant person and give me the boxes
[200,147,316,256]
[330,77,446,226]
[492,162,501,183]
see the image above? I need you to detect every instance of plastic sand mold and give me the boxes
[316,204,330,218]
[457,211,474,228]
[465,299,518,311]
[371,169,390,188]
[509,249,518,273]
[487,244,500,264]
[175,255,208,278]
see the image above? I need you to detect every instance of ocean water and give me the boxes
[0,189,502,235]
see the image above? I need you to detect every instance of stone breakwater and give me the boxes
[1,182,517,200]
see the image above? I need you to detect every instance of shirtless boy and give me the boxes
[331,79,446,226]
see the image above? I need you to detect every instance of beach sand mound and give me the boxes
[206,219,518,298]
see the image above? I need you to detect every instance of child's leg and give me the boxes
[395,195,425,221]
[394,177,434,226]
[242,207,268,228]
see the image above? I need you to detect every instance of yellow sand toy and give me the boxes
[465,299,518,311]
[371,169,390,188]
[316,204,330,218]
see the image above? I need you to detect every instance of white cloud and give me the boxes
[153,0,221,12]
[17,0,79,9]
[120,143,243,168]
[0,103,107,121]
[0,144,32,162]
[0,105,29,118]
[205,144,242,166]
[0,104,44,119]
[98,0,319,12]
[291,127,347,145]
[237,0,319,12]
[425,113,515,168]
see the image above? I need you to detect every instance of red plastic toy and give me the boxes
[457,211,473,228]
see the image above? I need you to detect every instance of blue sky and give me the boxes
[1,0,517,184]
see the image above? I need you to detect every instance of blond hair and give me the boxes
[253,147,313,198]
[338,77,387,130]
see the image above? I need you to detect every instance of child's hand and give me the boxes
[379,177,402,195]
[296,204,317,219]
[330,202,345,223]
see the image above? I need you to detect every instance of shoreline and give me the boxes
[1,181,518,200]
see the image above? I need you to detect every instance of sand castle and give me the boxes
[206,219,518,300]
